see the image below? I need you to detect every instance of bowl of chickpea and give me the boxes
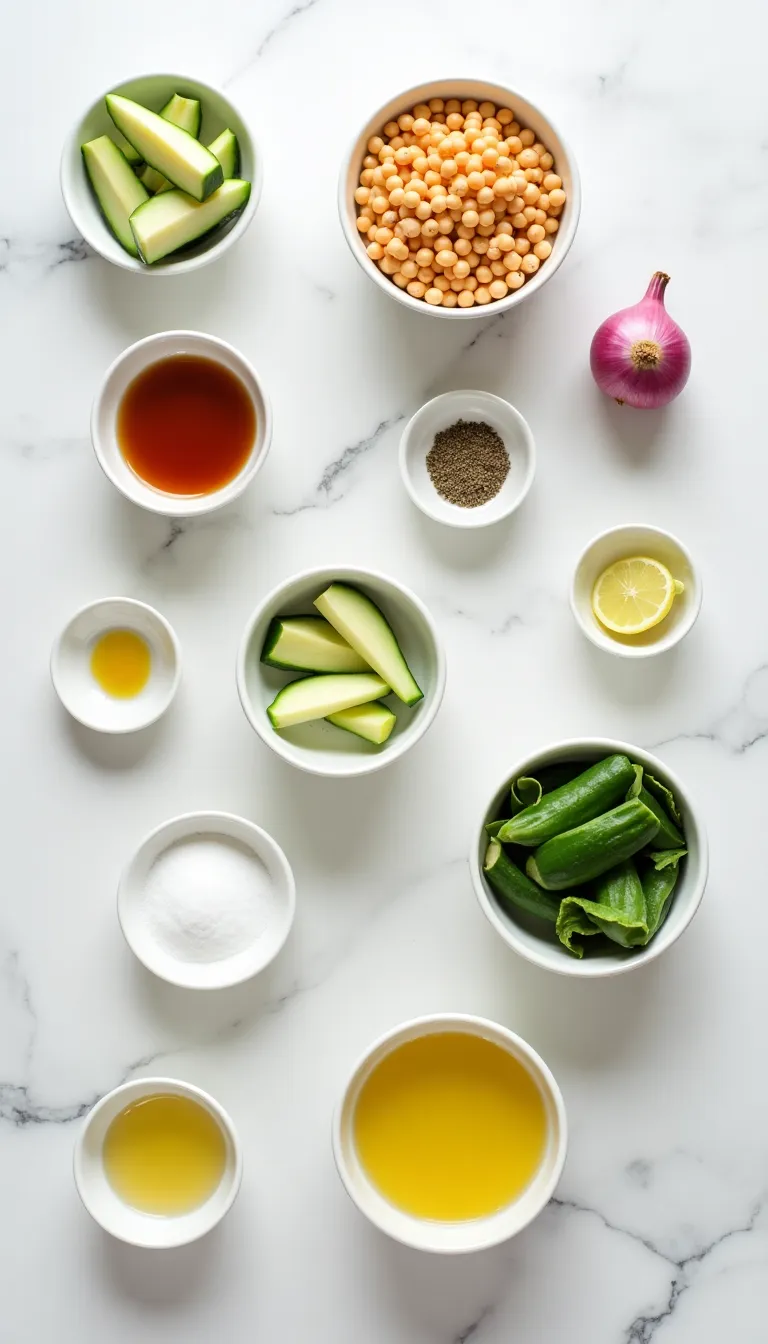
[339,79,580,317]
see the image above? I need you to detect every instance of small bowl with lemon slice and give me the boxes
[571,524,702,658]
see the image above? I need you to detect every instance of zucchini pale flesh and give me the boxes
[326,701,396,744]
[139,93,203,194]
[81,135,149,256]
[499,754,637,847]
[107,94,222,200]
[266,672,388,729]
[526,799,661,891]
[484,840,561,924]
[129,179,251,263]
[261,616,370,673]
[314,584,422,706]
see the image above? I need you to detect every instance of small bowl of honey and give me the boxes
[74,1076,243,1247]
[51,596,181,734]
[91,330,272,516]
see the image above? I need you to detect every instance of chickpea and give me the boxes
[456,289,474,307]
[478,209,496,228]
[533,240,553,260]
[527,224,546,244]
[401,258,419,278]
[464,275,478,291]
[489,279,508,300]
[539,152,554,171]
[445,193,462,211]
[379,255,399,274]
[461,99,478,114]
[476,266,493,284]
[466,250,480,268]
[542,173,562,192]
[477,186,496,206]
[360,169,374,187]
[400,217,421,238]
[356,215,371,234]
[407,279,426,298]
[435,249,458,268]
[525,168,544,184]
[366,241,384,260]
[389,136,405,150]
[453,259,471,279]
[523,183,540,205]
[507,270,525,289]
[506,136,523,156]
[386,237,409,261]
[503,250,522,271]
[462,209,480,229]
[519,128,535,147]
[402,190,420,210]
[381,210,397,228]
[496,237,515,254]
[482,147,499,167]
[412,118,431,137]
[497,107,514,125]
[523,206,538,223]
[490,260,506,276]
[398,113,414,132]
[416,201,433,220]
[363,154,378,170]
[441,290,459,308]
[374,227,394,246]
[549,188,566,209]
[544,217,559,234]
[437,216,454,234]
[521,254,539,275]
[518,148,539,169]
[474,286,491,304]
[425,171,442,187]
[415,247,435,267]
[424,287,443,305]
[473,236,489,254]
[418,267,435,284]
[514,237,530,255]
[392,271,408,289]
[455,151,471,171]
[421,219,440,238]
[538,193,549,212]
[389,187,405,208]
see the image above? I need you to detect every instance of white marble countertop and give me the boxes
[2,1,766,1339]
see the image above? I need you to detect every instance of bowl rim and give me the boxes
[398,388,536,528]
[331,1012,568,1253]
[570,523,703,659]
[116,809,296,989]
[73,1075,243,1247]
[60,69,263,276]
[235,563,447,778]
[337,76,581,320]
[470,737,709,978]
[50,595,182,734]
[90,328,273,517]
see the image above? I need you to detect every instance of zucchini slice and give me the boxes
[208,128,240,179]
[261,616,369,673]
[81,135,149,256]
[106,94,222,201]
[314,584,423,706]
[267,673,389,730]
[129,179,251,264]
[326,701,396,744]
[140,93,203,193]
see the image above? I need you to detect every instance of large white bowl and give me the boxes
[61,72,261,275]
[74,1077,242,1247]
[338,78,580,319]
[91,330,272,517]
[471,739,708,978]
[236,566,446,777]
[333,1014,567,1254]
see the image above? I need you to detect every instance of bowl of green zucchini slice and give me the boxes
[61,73,261,274]
[236,566,446,777]
[471,739,708,977]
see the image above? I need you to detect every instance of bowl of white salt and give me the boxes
[117,811,296,989]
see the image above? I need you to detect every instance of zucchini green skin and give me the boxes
[499,754,637,847]
[526,799,660,891]
[485,819,507,839]
[641,863,679,941]
[484,840,561,924]
[509,776,542,816]
[586,860,648,948]
[638,787,684,849]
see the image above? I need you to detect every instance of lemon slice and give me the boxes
[592,556,677,635]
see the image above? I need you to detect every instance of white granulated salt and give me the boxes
[142,835,276,963]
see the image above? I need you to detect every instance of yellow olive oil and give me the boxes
[103,1094,226,1215]
[353,1032,547,1221]
[90,629,151,699]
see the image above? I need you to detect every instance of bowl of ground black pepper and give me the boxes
[399,389,536,527]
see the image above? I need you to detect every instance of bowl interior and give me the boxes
[74,1078,241,1247]
[339,78,580,319]
[473,740,707,977]
[52,598,179,733]
[400,390,535,527]
[572,526,701,656]
[61,73,257,274]
[238,568,444,777]
[93,331,269,516]
[333,1015,566,1253]
[118,812,295,989]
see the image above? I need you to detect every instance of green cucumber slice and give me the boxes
[81,135,149,256]
[261,616,369,673]
[207,128,239,179]
[326,701,396,744]
[140,94,203,193]
[499,755,637,847]
[526,799,661,891]
[314,584,422,706]
[637,787,684,849]
[267,673,389,730]
[484,840,561,924]
[129,179,251,264]
[106,94,222,201]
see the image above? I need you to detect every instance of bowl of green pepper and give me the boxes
[470,738,708,977]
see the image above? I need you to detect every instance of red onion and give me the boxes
[590,272,691,408]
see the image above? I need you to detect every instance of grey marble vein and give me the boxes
[0,1050,166,1129]
[225,0,321,84]
[2,952,38,1069]
[273,412,405,514]
[651,663,768,757]
[454,1306,493,1343]
[0,236,92,276]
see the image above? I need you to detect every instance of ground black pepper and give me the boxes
[426,419,510,508]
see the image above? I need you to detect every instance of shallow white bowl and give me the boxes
[333,1013,567,1254]
[74,1076,242,1247]
[471,738,708,979]
[338,78,580,320]
[61,72,261,275]
[51,596,181,734]
[571,524,702,658]
[91,330,272,517]
[237,566,446,778]
[400,389,535,527]
[117,811,295,990]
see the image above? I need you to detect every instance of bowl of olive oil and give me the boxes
[74,1077,242,1247]
[333,1014,566,1253]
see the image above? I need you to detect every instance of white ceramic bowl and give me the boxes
[339,78,580,319]
[74,1076,242,1247]
[571,524,702,658]
[51,596,181,733]
[237,566,446,778]
[333,1013,567,1254]
[471,738,708,978]
[399,389,535,527]
[91,330,272,517]
[117,811,296,989]
[61,72,261,275]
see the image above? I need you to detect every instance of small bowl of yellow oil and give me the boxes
[333,1014,567,1254]
[74,1077,242,1247]
[51,596,181,733]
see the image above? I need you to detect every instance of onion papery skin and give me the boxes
[590,273,691,409]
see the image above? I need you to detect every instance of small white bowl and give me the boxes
[91,330,272,517]
[471,738,709,979]
[399,390,535,528]
[339,78,580,320]
[332,1013,567,1254]
[236,566,446,778]
[51,597,181,734]
[74,1076,242,1247]
[571,524,702,658]
[118,811,296,990]
[61,72,261,275]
